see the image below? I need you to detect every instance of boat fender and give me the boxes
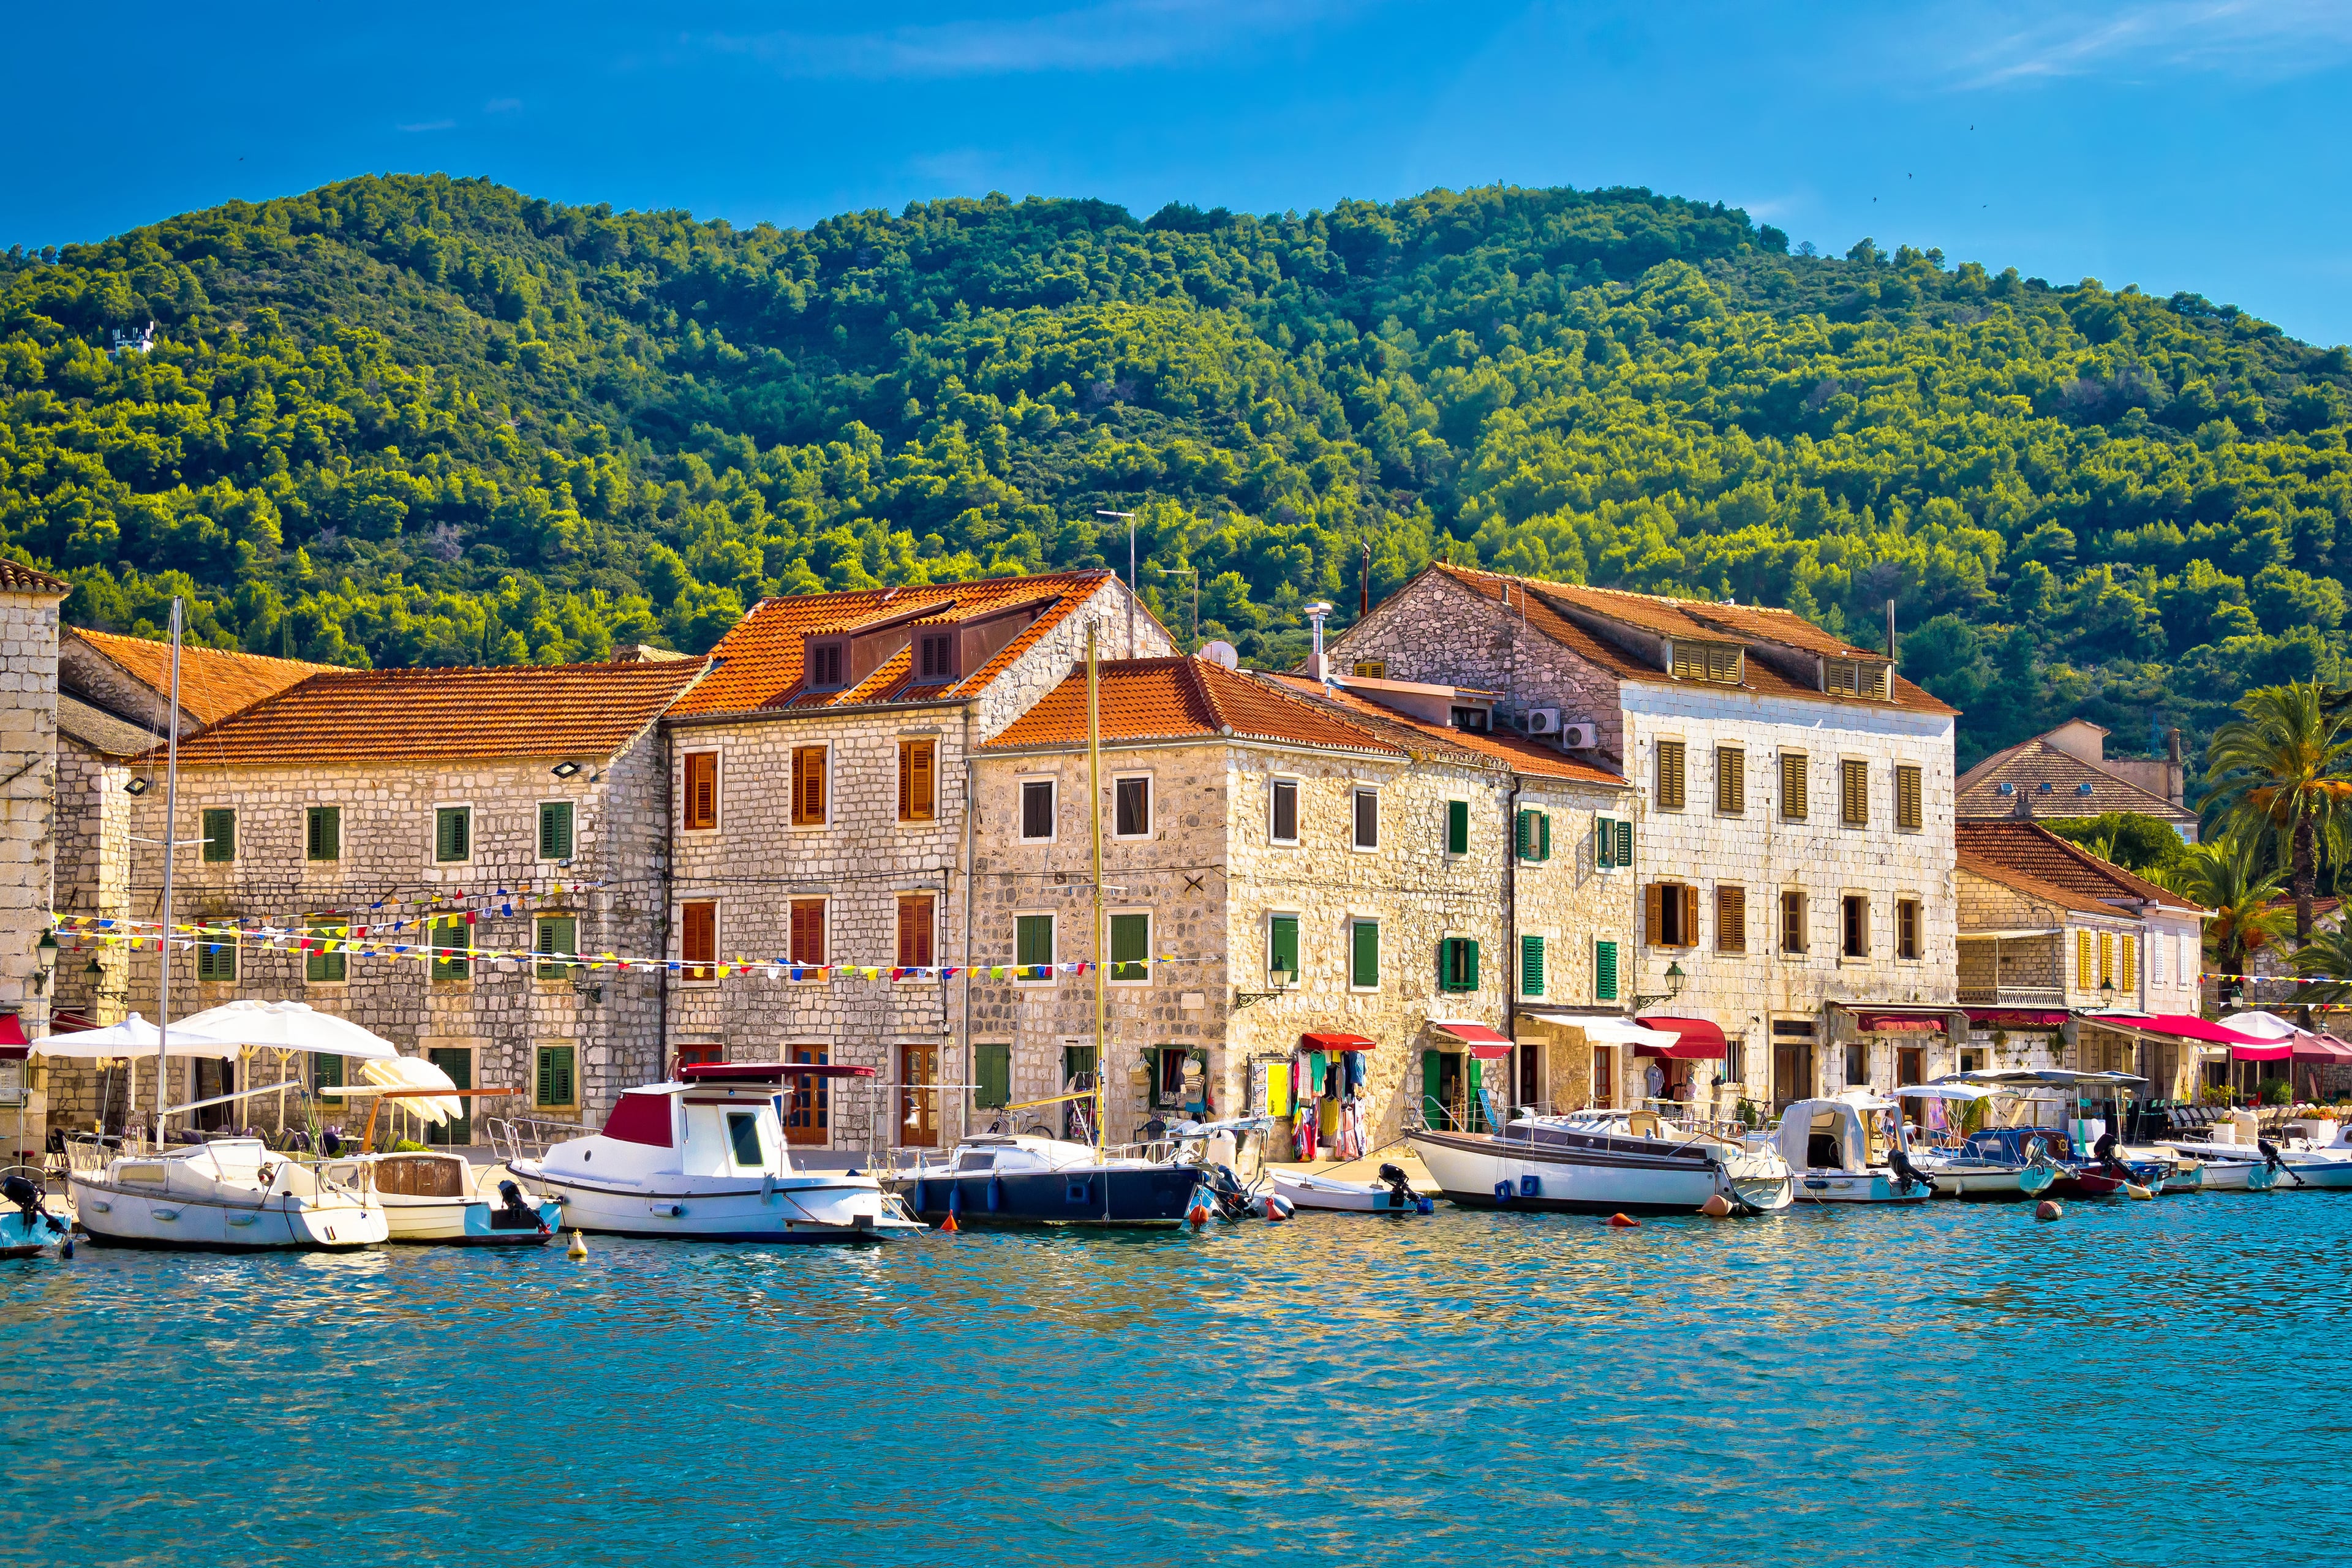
[1414,1195,1433,1215]
[762,1173,776,1205]
[1493,1180,1514,1204]
[1262,1194,1294,1222]
[1520,1174,1541,1199]
[987,1175,1003,1212]
[2034,1199,2063,1223]
[1699,1194,1733,1218]
[1186,1200,1211,1229]
[948,1184,963,1217]
[1606,1213,1638,1228]
[912,1180,928,1213]
[59,1237,72,1258]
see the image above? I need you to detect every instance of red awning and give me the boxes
[1632,1016,1727,1060]
[1300,1032,1376,1053]
[1964,1008,2069,1028]
[2295,1034,2352,1063]
[1431,1022,1513,1060]
[1850,1010,1947,1035]
[682,1060,878,1082]
[2092,1012,2285,1061]
[0,1011,25,1060]
[47,1009,94,1034]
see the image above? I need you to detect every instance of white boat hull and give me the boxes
[1915,1158,2060,1202]
[1267,1169,1425,1214]
[69,1175,386,1250]
[513,1163,922,1243]
[1790,1168,1932,1204]
[1412,1129,1791,1214]
[380,1194,563,1245]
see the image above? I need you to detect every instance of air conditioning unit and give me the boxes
[1518,708,1562,736]
[1558,722,1599,748]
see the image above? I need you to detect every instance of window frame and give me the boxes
[1446,798,1471,858]
[1839,758,1870,828]
[1019,776,1058,845]
[432,804,472,865]
[1779,889,1808,956]
[1108,908,1152,987]
[537,799,575,861]
[304,918,347,985]
[428,913,470,984]
[1351,787,1379,852]
[971,1041,1013,1112]
[683,749,720,832]
[1894,763,1924,833]
[534,913,580,981]
[1518,932,1547,1000]
[1780,752,1809,823]
[914,630,956,684]
[806,640,847,692]
[1112,773,1153,840]
[1716,884,1747,954]
[1268,777,1300,846]
[195,924,238,982]
[1516,808,1552,863]
[1594,815,1632,872]
[1896,897,1921,962]
[534,1044,578,1111]
[1841,893,1870,959]
[304,805,340,863]
[1348,918,1381,992]
[895,893,937,970]
[1013,910,1057,985]
[1655,738,1686,812]
[787,897,826,970]
[1436,935,1480,993]
[1267,911,1301,986]
[898,736,939,824]
[1594,937,1620,1002]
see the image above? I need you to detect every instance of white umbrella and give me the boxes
[30,1012,241,1060]
[358,1055,461,1125]
[174,999,399,1060]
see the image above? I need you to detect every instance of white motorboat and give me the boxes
[1777,1095,1934,1204]
[1267,1163,1432,1215]
[69,1137,387,1251]
[2152,1145,2276,1193]
[2163,1134,2350,1190]
[348,1150,562,1245]
[1412,1107,1793,1215]
[510,1062,924,1243]
[1896,1084,2061,1202]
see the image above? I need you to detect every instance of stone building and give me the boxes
[967,652,1632,1153]
[0,565,70,1163]
[655,569,1171,1158]
[1954,820,2209,1098]
[1956,719,2199,841]
[1328,562,1962,1110]
[46,657,712,1140]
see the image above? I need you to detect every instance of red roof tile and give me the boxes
[982,657,1409,756]
[1264,675,1629,787]
[1956,850,2131,919]
[0,562,69,595]
[73,628,336,727]
[1955,737,2197,823]
[1953,820,2199,913]
[140,659,711,767]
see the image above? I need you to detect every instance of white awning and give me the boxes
[1957,928,2064,940]
[29,1012,241,1060]
[173,999,400,1060]
[1891,1083,1996,1102]
[1518,1013,1679,1050]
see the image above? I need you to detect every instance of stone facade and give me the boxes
[0,581,63,1159]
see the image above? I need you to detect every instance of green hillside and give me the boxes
[4,173,2349,767]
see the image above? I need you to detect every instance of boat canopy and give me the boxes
[1430,1022,1512,1059]
[680,1060,878,1082]
[1630,1016,1727,1059]
[604,1090,674,1148]
[1939,1068,2148,1088]
[1891,1083,1996,1102]
[1299,1031,1376,1052]
[1777,1096,1893,1174]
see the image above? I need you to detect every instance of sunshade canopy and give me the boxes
[1848,1010,1947,1035]
[1632,1016,1727,1059]
[1521,1014,1679,1050]
[2219,1012,2352,1063]
[682,1060,878,1082]
[173,999,400,1060]
[1430,1021,1513,1058]
[1891,1083,1996,1101]
[358,1055,461,1124]
[28,1012,240,1060]
[2093,1011,2282,1061]
[0,1010,24,1060]
[1964,1008,2070,1028]
[1299,1032,1376,1052]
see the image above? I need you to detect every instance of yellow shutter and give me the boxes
[2076,930,2094,989]
[1782,753,1807,820]
[1657,741,1685,810]
[1842,760,1868,825]
[2122,933,2137,991]
[1717,747,1744,814]
[2099,931,2115,988]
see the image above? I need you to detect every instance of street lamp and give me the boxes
[32,930,58,995]
[567,962,603,1006]
[1633,961,1686,1012]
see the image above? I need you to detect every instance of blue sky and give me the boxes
[9,0,2352,343]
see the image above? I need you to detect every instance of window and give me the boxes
[535,1044,576,1109]
[1520,934,1546,997]
[429,914,469,982]
[1595,816,1632,870]
[1895,764,1923,832]
[1268,914,1299,983]
[434,805,470,863]
[1842,894,1869,959]
[1352,788,1379,850]
[808,641,845,690]
[202,808,235,863]
[305,919,345,984]
[535,914,578,981]
[1781,891,1807,954]
[1646,882,1698,948]
[1516,809,1552,862]
[1594,938,1619,1001]
[1114,775,1151,837]
[1016,913,1055,976]
[1844,1043,1869,1086]
[1656,740,1686,811]
[1270,779,1299,845]
[305,806,339,862]
[682,900,717,982]
[313,1052,344,1093]
[1717,747,1745,815]
[899,738,938,823]
[684,751,718,830]
[196,925,236,982]
[1841,760,1869,827]
[1437,937,1480,992]
[916,631,955,682]
[897,895,935,968]
[1898,1047,1924,1089]
[788,899,825,967]
[973,1043,1012,1110]
[791,747,826,827]
[726,1110,765,1167]
[2098,930,2115,989]
[1110,912,1150,983]
[1352,660,1387,677]
[1351,920,1380,989]
[1446,799,1470,856]
[2180,932,2196,986]
[2076,930,2096,989]
[2122,932,2138,990]
[1825,658,1890,699]
[1670,641,1743,684]
[1450,706,1489,733]
[1897,899,1920,961]
[1781,753,1808,821]
[1020,778,1057,842]
[538,801,574,860]
[1716,886,1746,954]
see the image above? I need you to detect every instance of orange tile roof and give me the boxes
[674,571,1128,717]
[0,562,69,595]
[1955,850,2132,919]
[1413,564,1955,716]
[1263,675,1629,787]
[139,659,711,767]
[982,657,1409,756]
[72,628,337,727]
[1953,820,2199,913]
[1955,737,2196,823]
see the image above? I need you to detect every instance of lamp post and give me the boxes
[1633,961,1686,1012]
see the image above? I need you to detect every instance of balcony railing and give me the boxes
[1956,984,2067,1007]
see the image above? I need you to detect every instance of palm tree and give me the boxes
[2288,927,2352,1006]
[2203,680,2352,941]
[2152,835,2290,980]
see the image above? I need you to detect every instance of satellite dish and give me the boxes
[1199,641,1240,670]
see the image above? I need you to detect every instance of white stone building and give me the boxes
[1329,563,1962,1111]
[0,565,70,1164]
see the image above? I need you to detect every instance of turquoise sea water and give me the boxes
[0,1193,2340,1568]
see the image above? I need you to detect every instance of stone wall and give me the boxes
[52,739,130,1020]
[0,589,59,1157]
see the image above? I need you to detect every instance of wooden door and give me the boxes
[900,1043,940,1148]
[1061,1045,1096,1142]
[1591,1046,1616,1110]
[427,1049,472,1145]
[785,1046,830,1147]
[1774,1044,1813,1112]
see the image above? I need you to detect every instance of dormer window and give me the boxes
[916,631,956,683]
[1824,658,1890,700]
[809,641,846,691]
[1450,706,1490,734]
[1670,641,1743,685]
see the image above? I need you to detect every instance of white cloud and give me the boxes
[1954,0,2352,88]
[699,0,1352,81]
[396,119,458,133]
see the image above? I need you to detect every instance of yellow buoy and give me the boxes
[567,1229,587,1259]
[2123,1183,2155,1201]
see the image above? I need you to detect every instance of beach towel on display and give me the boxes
[1267,1063,1292,1119]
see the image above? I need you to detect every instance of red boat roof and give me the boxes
[679,1061,879,1082]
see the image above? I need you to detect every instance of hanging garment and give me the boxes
[1344,1050,1367,1093]
[1267,1063,1292,1120]
[1319,1096,1342,1140]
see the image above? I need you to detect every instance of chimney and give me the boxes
[1887,598,1897,669]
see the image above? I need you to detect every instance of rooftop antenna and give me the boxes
[1305,601,1335,685]
[1887,598,1897,669]
[1360,541,1372,620]
[1097,510,1137,656]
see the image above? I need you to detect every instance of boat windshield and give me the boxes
[725,1111,764,1167]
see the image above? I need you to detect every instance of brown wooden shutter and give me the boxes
[897,895,934,967]
[790,899,825,965]
[684,752,717,831]
[1842,759,1868,825]
[1782,753,1807,820]
[682,900,716,980]
[1656,741,1685,811]
[1645,882,1664,947]
[1896,764,1922,831]
[1716,885,1746,952]
[899,738,937,823]
[794,747,826,826]
[1679,884,1698,948]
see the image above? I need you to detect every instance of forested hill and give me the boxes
[4,173,2350,767]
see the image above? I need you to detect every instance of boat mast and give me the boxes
[153,597,182,1144]
[1088,620,1105,1168]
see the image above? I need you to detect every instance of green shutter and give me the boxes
[435,807,470,862]
[537,1045,575,1107]
[1522,934,1545,997]
[1351,921,1379,988]
[974,1043,1011,1109]
[1463,938,1479,989]
[1269,915,1299,978]
[431,916,469,982]
[1596,816,1614,869]
[1422,1049,1443,1128]
[306,806,339,862]
[536,915,578,979]
[1438,937,1477,991]
[1466,1057,1485,1131]
[196,927,236,981]
[312,1051,344,1091]
[306,921,345,984]
[1016,914,1054,969]
[1595,938,1619,1001]
[1110,913,1150,981]
[1516,809,1532,861]
[1539,812,1551,861]
[1447,799,1469,856]
[202,809,235,863]
[539,801,574,860]
[1615,818,1633,868]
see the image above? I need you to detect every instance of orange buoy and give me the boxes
[1607,1213,1639,1228]
[940,1211,959,1233]
[1187,1205,1211,1228]
[2035,1199,2063,1222]
[1698,1194,1733,1218]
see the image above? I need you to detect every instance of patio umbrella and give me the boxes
[172,999,399,1060]
[27,1013,241,1060]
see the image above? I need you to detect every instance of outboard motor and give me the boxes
[321,1127,344,1158]
[496,1179,549,1232]
[3,1173,65,1236]
[2092,1128,2130,1178]
[1378,1161,1420,1208]
[2258,1136,2302,1187]
[1888,1148,1936,1196]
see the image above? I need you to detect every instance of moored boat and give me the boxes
[1,1173,69,1257]
[69,1137,388,1251]
[1412,1107,1792,1215]
[1267,1163,1432,1215]
[347,1150,561,1245]
[1777,1095,1934,1204]
[890,1134,1209,1226]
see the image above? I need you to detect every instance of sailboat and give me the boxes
[66,599,389,1251]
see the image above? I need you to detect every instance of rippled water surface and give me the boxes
[1,1193,2342,1567]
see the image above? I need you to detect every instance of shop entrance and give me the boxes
[1061,1044,1097,1142]
[1422,1050,1485,1132]
[1591,1045,1617,1109]
[1773,1042,1814,1113]
[899,1043,940,1148]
